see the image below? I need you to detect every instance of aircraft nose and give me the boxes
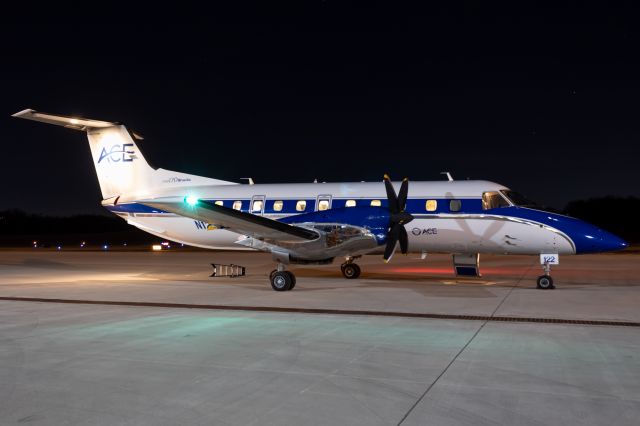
[571,222,628,254]
[598,231,628,252]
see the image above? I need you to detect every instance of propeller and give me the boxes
[383,174,415,262]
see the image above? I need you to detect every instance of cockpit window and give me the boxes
[482,191,510,210]
[500,190,538,208]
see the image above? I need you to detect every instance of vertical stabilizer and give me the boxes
[12,109,237,202]
[86,125,155,199]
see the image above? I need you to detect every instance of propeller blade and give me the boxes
[384,174,399,214]
[399,226,409,254]
[393,211,415,225]
[397,178,409,210]
[382,175,413,262]
[383,238,397,262]
[383,224,400,261]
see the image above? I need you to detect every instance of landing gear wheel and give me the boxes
[269,269,278,280]
[285,271,296,289]
[536,275,555,290]
[341,263,361,279]
[271,271,292,291]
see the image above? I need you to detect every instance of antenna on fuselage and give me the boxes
[240,178,255,185]
[440,171,454,181]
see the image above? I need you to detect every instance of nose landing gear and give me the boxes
[536,260,555,290]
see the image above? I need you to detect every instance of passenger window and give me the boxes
[252,200,263,212]
[296,200,307,211]
[214,200,224,206]
[232,201,242,210]
[318,200,330,211]
[273,200,283,212]
[425,200,437,212]
[482,192,510,210]
[449,200,461,212]
[370,200,381,207]
[345,200,356,207]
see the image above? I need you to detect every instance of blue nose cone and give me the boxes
[571,223,628,254]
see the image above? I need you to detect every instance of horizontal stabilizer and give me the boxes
[12,109,117,131]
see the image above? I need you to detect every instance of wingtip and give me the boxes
[11,109,35,118]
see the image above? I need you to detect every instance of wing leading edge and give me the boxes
[140,198,320,242]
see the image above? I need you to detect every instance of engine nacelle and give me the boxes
[236,222,379,263]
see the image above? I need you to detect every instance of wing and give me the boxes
[140,198,319,242]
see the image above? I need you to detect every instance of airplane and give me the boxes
[12,109,628,291]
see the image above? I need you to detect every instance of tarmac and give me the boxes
[0,249,639,425]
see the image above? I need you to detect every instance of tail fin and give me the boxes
[12,109,235,201]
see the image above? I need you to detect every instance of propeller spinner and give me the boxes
[383,174,415,262]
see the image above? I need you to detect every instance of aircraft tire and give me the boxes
[342,264,361,279]
[536,275,555,290]
[271,271,292,291]
[285,271,296,289]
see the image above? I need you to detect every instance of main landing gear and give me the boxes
[340,256,361,279]
[269,265,296,291]
[536,260,555,290]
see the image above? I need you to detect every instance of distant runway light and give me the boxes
[152,244,162,251]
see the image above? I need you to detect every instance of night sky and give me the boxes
[1,3,639,215]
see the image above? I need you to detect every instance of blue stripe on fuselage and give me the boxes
[107,198,484,215]
[105,201,627,254]
[488,207,627,254]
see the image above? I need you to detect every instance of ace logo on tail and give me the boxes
[98,144,135,164]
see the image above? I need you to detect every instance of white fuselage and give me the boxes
[107,180,575,255]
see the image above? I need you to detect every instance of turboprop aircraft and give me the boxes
[13,109,628,291]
